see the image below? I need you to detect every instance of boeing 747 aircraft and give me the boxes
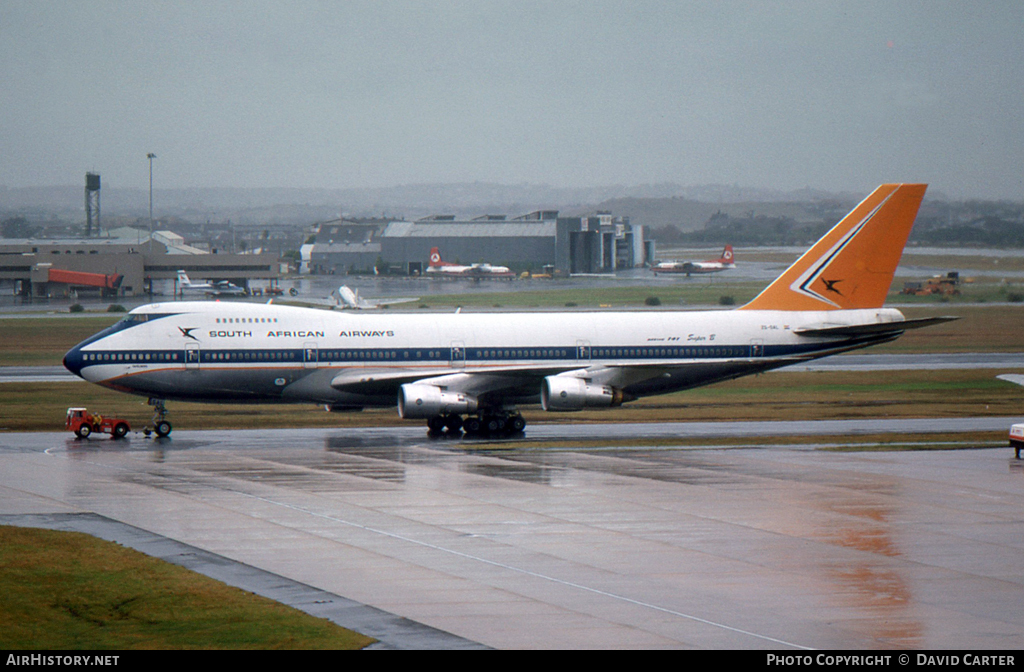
[65,184,953,437]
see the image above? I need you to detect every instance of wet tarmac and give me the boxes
[2,423,1024,649]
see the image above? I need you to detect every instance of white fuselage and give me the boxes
[64,300,905,410]
[653,260,734,274]
[426,264,514,278]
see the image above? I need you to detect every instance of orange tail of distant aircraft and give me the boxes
[740,183,927,311]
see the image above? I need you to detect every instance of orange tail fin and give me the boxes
[740,183,927,311]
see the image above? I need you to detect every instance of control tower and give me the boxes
[85,172,101,237]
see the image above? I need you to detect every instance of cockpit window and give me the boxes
[79,312,179,347]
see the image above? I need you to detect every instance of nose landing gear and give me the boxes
[143,398,173,438]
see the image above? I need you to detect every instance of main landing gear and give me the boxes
[426,411,527,437]
[144,398,173,438]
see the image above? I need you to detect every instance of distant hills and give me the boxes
[0,181,922,226]
[571,196,845,232]
[5,182,1021,247]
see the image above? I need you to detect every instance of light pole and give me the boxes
[147,153,157,237]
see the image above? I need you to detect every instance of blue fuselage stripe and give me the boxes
[74,340,844,368]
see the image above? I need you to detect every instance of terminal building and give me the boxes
[0,234,281,300]
[309,211,651,276]
[2,208,652,300]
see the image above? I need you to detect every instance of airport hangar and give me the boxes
[1,210,652,298]
[307,211,654,276]
[0,232,282,300]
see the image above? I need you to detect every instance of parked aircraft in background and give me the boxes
[176,271,247,297]
[66,185,953,438]
[652,245,736,276]
[334,286,419,310]
[997,375,1024,457]
[426,247,515,279]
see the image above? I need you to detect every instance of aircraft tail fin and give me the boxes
[336,286,371,309]
[429,247,442,267]
[334,286,352,308]
[176,270,191,286]
[740,183,927,311]
[720,245,734,265]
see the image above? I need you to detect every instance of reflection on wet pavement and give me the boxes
[6,426,1023,649]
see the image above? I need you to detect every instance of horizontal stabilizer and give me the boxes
[794,316,959,338]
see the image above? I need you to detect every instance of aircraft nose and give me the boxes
[63,343,85,378]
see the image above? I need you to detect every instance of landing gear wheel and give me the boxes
[112,422,129,439]
[509,415,526,433]
[149,398,172,438]
[427,415,447,432]
[76,424,91,439]
[444,415,463,432]
[464,417,482,435]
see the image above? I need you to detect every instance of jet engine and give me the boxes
[541,376,625,412]
[398,383,479,419]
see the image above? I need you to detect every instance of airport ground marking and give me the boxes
[231,488,813,649]
[40,442,811,648]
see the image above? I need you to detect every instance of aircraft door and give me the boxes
[450,341,465,368]
[750,339,764,358]
[303,342,318,369]
[185,343,200,370]
[576,340,591,361]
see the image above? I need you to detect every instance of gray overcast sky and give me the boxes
[2,1,1021,199]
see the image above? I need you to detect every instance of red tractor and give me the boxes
[66,408,131,439]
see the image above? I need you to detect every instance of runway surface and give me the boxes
[2,422,1024,649]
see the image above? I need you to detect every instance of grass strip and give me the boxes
[0,525,375,650]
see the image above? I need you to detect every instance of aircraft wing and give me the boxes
[329,367,453,394]
[284,296,338,308]
[328,363,581,397]
[327,356,777,404]
[997,374,1024,387]
[369,297,419,307]
[276,293,418,311]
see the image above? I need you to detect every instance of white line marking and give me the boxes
[236,489,812,649]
